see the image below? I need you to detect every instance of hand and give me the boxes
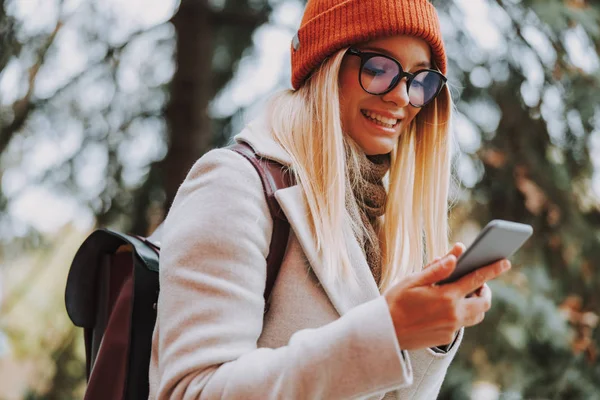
[470,283,492,304]
[384,243,511,350]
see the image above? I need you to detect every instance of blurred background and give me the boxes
[0,0,599,398]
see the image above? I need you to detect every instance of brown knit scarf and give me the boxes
[346,151,391,286]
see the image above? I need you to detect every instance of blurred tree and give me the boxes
[0,0,270,397]
[0,1,18,84]
[432,0,600,398]
[1,0,599,398]
[162,0,270,215]
[0,0,270,244]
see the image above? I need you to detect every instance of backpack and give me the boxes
[64,143,293,400]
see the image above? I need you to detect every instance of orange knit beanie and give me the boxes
[290,0,446,90]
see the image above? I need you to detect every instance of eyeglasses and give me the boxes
[345,48,447,108]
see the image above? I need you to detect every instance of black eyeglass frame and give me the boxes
[346,47,448,108]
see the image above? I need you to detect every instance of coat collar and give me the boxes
[234,120,381,316]
[234,118,293,167]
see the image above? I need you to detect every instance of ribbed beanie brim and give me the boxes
[291,0,446,90]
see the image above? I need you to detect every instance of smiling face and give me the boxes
[338,35,433,155]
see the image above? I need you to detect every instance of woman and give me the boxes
[149,0,511,399]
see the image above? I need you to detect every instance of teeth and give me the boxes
[363,110,398,126]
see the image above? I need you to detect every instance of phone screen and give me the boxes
[437,220,533,285]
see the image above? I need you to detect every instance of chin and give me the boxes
[361,140,396,156]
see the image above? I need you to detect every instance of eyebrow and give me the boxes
[360,45,432,70]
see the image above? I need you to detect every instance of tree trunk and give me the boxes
[163,0,214,212]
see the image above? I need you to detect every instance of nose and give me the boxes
[381,78,410,108]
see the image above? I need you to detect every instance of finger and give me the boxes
[410,255,457,287]
[468,283,488,298]
[425,256,442,268]
[475,283,491,300]
[463,287,492,311]
[448,242,466,259]
[461,296,491,326]
[454,259,511,296]
[463,311,486,327]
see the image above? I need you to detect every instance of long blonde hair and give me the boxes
[266,48,453,291]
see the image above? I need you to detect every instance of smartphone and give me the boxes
[436,219,533,285]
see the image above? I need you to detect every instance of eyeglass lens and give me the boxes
[361,56,443,107]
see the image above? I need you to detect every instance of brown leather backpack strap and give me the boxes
[228,142,294,305]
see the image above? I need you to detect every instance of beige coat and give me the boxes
[149,120,464,399]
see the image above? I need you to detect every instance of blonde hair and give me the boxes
[266,49,452,291]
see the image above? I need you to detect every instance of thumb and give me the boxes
[410,255,457,287]
[449,242,466,259]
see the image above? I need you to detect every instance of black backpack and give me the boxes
[65,143,292,399]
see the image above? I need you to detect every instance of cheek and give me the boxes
[339,77,358,130]
[339,66,355,88]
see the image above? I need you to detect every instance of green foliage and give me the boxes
[1,0,599,397]
[435,0,600,397]
[0,0,269,396]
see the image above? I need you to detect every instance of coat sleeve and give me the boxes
[398,328,464,399]
[152,148,414,400]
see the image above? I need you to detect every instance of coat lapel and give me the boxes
[275,186,381,316]
[235,119,381,316]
